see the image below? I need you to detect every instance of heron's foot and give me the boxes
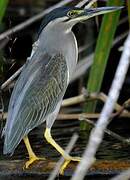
[23,156,46,169]
[60,156,81,175]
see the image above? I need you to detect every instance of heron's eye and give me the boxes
[67,10,77,18]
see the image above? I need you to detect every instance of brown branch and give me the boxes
[0,160,130,178]
[2,110,130,121]
[88,92,128,112]
[62,92,129,113]
[62,94,86,107]
[79,116,130,145]
[57,112,130,120]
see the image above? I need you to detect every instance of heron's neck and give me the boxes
[39,25,78,79]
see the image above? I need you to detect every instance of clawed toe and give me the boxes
[60,156,81,175]
[23,156,45,169]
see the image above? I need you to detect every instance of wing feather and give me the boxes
[3,51,68,154]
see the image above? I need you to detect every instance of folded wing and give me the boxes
[3,51,68,154]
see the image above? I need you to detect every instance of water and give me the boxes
[1,117,130,180]
[1,118,130,162]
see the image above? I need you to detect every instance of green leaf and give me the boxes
[127,0,130,28]
[81,0,123,130]
[0,0,9,76]
[0,0,9,23]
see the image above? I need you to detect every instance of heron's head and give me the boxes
[39,6,122,35]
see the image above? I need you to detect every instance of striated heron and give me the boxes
[2,6,121,173]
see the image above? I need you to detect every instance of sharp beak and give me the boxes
[84,6,123,19]
[67,6,123,27]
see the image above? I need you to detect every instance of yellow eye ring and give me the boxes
[67,11,77,18]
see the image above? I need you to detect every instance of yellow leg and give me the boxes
[44,128,81,174]
[23,135,45,169]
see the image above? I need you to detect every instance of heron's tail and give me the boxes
[2,121,24,155]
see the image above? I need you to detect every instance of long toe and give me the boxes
[23,156,46,169]
[60,156,81,175]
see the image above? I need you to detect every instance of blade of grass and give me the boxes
[0,0,9,23]
[0,0,9,77]
[127,0,130,28]
[81,0,123,130]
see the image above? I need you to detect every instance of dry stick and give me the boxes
[72,24,130,80]
[111,101,130,180]
[62,94,86,107]
[0,38,9,49]
[1,66,24,90]
[47,133,78,180]
[0,0,72,90]
[0,0,90,91]
[0,1,127,91]
[70,54,94,83]
[71,33,130,180]
[90,92,128,112]
[0,0,74,41]
[57,112,130,146]
[72,21,128,81]
[85,0,97,8]
[57,112,130,120]
[0,53,92,91]
[62,92,127,113]
[71,30,128,83]
[75,0,89,7]
[111,168,130,180]
[0,0,91,41]
[79,116,130,145]
[2,111,130,120]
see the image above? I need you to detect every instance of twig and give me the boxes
[0,0,73,41]
[85,0,97,9]
[2,111,130,121]
[71,33,130,180]
[113,31,128,46]
[0,91,4,133]
[1,66,24,90]
[0,0,94,91]
[76,0,89,8]
[123,99,130,109]
[111,169,130,180]
[57,112,130,120]
[71,30,128,82]
[62,92,128,113]
[47,133,78,180]
[89,92,127,112]
[62,94,86,107]
[79,116,130,145]
[0,0,92,41]
[0,1,127,91]
[70,54,94,83]
[0,54,92,91]
[0,38,9,49]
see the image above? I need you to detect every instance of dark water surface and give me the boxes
[1,118,130,161]
[1,118,130,179]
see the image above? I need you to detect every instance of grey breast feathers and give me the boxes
[3,51,68,154]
